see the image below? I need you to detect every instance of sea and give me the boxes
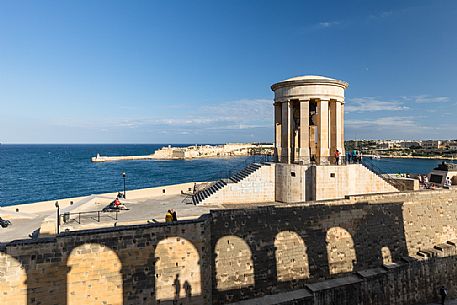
[0,144,454,206]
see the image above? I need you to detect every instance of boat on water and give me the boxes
[371,155,381,160]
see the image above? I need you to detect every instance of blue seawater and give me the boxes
[0,144,264,206]
[0,144,452,206]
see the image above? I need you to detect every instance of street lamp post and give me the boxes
[55,201,60,235]
[122,172,126,199]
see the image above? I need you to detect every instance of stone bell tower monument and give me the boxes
[271,75,348,165]
[271,75,397,203]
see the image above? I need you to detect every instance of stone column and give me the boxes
[274,102,282,162]
[317,99,330,164]
[341,101,345,156]
[330,100,343,161]
[281,101,290,163]
[288,101,294,163]
[299,100,310,163]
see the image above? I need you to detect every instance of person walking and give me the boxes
[334,149,340,165]
[172,209,177,222]
[439,285,448,305]
[165,210,173,223]
[445,177,452,188]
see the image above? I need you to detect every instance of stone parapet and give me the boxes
[2,189,457,304]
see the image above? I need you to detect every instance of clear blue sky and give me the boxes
[0,0,456,143]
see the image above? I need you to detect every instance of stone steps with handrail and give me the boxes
[192,162,271,205]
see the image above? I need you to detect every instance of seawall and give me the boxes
[1,188,457,304]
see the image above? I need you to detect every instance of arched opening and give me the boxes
[215,236,254,291]
[67,243,123,305]
[326,227,356,274]
[381,246,393,265]
[274,231,309,281]
[0,252,27,305]
[155,237,202,304]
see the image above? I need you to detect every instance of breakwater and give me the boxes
[91,153,155,162]
[91,143,274,162]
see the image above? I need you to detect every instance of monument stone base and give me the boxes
[275,163,399,203]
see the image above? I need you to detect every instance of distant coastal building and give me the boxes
[399,141,422,149]
[448,141,457,150]
[152,143,273,159]
[422,140,443,149]
[91,143,274,162]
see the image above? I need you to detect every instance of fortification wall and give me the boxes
[2,189,457,305]
[228,256,457,305]
[210,202,409,304]
[347,189,457,256]
[0,219,212,305]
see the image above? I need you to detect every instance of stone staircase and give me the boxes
[192,163,271,205]
[192,180,227,205]
[361,159,401,190]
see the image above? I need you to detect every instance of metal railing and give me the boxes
[60,210,119,225]
[361,158,409,190]
[276,155,352,166]
[225,154,273,178]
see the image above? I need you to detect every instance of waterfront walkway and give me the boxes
[0,192,226,243]
[59,194,219,232]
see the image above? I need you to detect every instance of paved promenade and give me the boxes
[0,191,226,243]
[59,194,220,232]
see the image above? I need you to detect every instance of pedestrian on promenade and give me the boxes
[165,210,173,223]
[334,149,340,165]
[424,175,429,188]
[445,177,452,188]
[172,209,177,221]
[439,285,448,305]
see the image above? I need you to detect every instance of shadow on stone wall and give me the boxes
[0,202,413,305]
[0,217,211,305]
[210,202,409,304]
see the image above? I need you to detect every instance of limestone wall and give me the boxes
[347,189,457,256]
[275,164,398,203]
[210,203,409,304]
[3,189,457,305]
[315,164,398,200]
[227,256,457,305]
[275,163,314,202]
[202,164,275,204]
[1,219,212,305]
[211,189,457,303]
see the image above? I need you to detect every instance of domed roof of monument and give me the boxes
[281,75,335,82]
[271,75,348,91]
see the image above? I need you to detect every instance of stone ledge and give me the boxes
[306,274,362,292]
[227,288,312,305]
